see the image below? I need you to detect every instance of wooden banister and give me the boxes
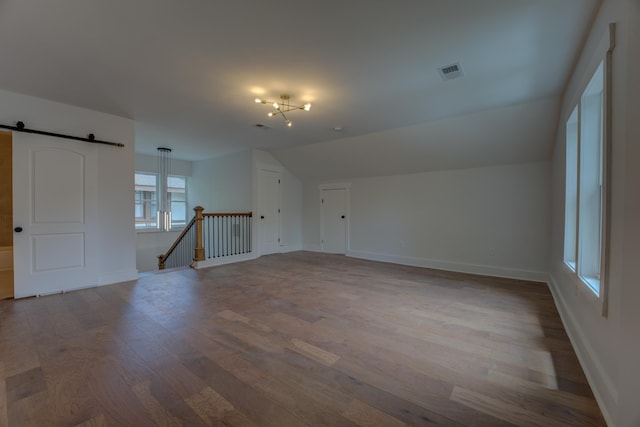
[194,206,205,262]
[157,215,196,270]
[203,212,253,217]
[157,208,253,270]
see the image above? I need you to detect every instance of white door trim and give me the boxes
[255,164,282,255]
[319,183,351,253]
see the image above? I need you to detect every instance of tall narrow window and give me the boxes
[564,107,578,270]
[135,172,158,229]
[168,175,187,227]
[564,61,605,297]
[578,62,604,295]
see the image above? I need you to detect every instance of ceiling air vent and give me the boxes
[438,62,464,81]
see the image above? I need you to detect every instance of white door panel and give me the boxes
[257,168,281,256]
[33,149,85,223]
[13,133,98,298]
[321,188,347,254]
[33,233,85,272]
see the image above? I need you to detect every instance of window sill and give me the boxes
[579,275,600,298]
[560,262,603,313]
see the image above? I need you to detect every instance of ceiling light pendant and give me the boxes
[254,94,311,127]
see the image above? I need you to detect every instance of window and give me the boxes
[135,173,158,229]
[135,172,187,230]
[168,175,187,227]
[563,61,605,297]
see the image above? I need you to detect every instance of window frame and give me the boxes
[576,62,604,296]
[135,171,188,232]
[562,53,611,316]
[167,174,188,229]
[134,172,159,231]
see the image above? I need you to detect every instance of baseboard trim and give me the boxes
[346,249,548,282]
[16,268,138,299]
[98,269,138,286]
[279,244,302,253]
[192,252,257,269]
[302,244,322,252]
[548,273,617,427]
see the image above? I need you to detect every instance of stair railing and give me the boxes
[158,206,252,270]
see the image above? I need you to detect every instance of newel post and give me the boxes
[194,206,205,262]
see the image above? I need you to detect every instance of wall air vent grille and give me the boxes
[438,62,464,81]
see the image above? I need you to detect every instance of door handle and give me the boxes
[14,226,23,233]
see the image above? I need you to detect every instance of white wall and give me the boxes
[619,2,640,426]
[189,150,252,212]
[548,0,640,425]
[0,88,137,287]
[303,161,550,281]
[135,152,192,176]
[136,230,183,272]
[184,149,302,256]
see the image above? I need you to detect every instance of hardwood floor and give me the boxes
[0,252,606,426]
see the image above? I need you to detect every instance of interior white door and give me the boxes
[257,168,281,256]
[321,188,347,254]
[13,133,98,298]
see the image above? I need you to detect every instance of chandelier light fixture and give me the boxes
[254,94,311,127]
[157,147,172,231]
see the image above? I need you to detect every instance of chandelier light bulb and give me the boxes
[254,98,262,103]
[286,120,292,127]
[304,103,312,111]
[273,102,280,110]
[268,112,275,117]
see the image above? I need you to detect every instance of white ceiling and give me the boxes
[0,0,600,179]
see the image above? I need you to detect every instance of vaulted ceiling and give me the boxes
[0,0,600,179]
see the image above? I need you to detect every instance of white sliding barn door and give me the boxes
[13,133,98,298]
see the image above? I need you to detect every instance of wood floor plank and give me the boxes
[0,363,7,427]
[342,399,406,427]
[73,413,107,427]
[253,375,359,427]
[0,252,606,426]
[185,386,235,425]
[40,362,102,425]
[451,385,574,427]
[486,370,603,418]
[218,309,273,333]
[333,351,511,427]
[182,355,310,427]
[7,391,58,427]
[85,356,156,427]
[289,338,340,366]
[5,367,46,405]
[149,357,210,401]
[132,380,183,427]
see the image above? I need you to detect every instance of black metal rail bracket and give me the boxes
[0,121,125,148]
